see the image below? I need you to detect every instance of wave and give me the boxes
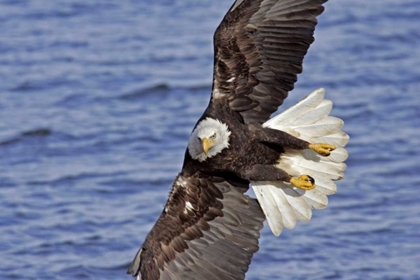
[119,82,211,100]
[0,128,52,146]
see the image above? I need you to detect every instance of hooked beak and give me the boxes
[201,138,213,154]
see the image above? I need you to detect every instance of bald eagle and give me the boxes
[128,0,348,279]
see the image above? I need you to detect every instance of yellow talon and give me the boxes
[290,175,315,190]
[309,143,336,156]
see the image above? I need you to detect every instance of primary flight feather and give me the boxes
[128,0,348,279]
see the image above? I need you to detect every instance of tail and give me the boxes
[251,88,349,236]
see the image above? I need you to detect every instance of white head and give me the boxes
[188,117,231,162]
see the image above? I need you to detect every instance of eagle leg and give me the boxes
[243,164,292,182]
[308,143,336,156]
[258,127,336,156]
[257,127,310,150]
[243,165,315,191]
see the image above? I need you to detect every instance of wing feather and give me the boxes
[209,0,328,124]
[128,174,264,280]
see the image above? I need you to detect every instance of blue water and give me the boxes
[1,0,419,279]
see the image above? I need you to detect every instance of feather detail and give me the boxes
[252,88,348,236]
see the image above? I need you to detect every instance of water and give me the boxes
[1,0,419,279]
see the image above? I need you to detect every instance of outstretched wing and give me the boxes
[210,0,327,124]
[128,173,264,280]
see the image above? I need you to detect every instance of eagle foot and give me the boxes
[290,175,315,190]
[309,143,336,156]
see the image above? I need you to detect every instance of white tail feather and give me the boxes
[252,88,349,236]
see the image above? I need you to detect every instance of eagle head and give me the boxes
[188,117,231,162]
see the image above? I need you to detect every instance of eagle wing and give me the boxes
[210,0,327,124]
[127,173,264,280]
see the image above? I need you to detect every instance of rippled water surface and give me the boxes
[1,0,419,279]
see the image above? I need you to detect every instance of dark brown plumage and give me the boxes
[128,0,329,279]
[212,0,326,124]
[128,174,265,280]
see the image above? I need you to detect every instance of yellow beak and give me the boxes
[201,138,213,154]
